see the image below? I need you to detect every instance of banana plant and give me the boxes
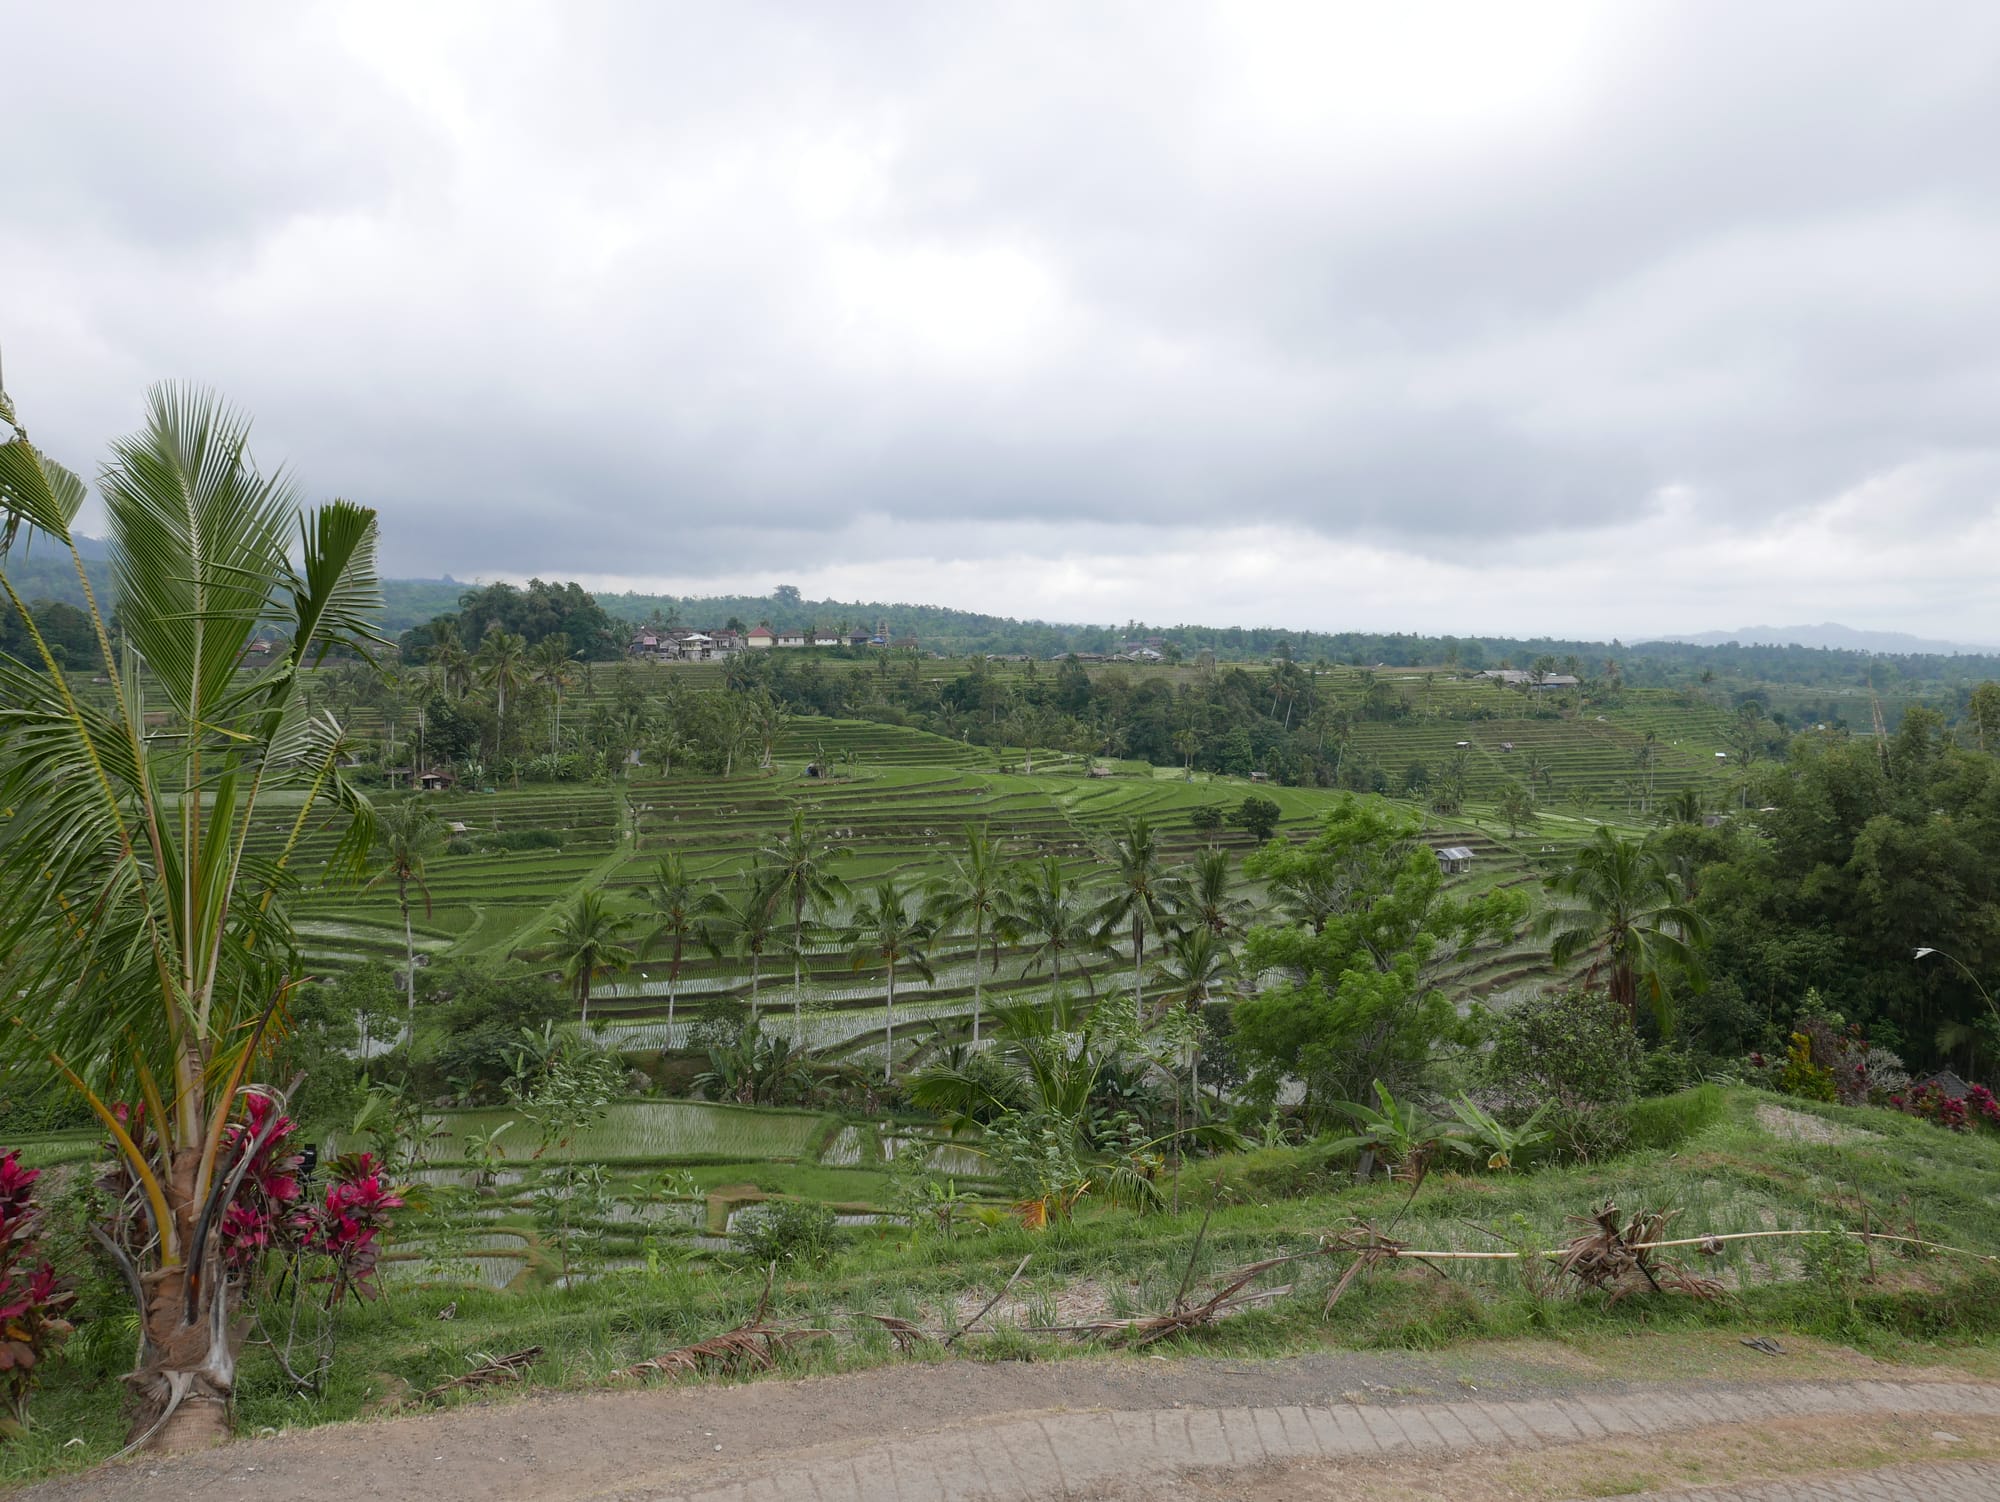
[1446,1095,1551,1171]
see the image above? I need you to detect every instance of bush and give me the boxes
[0,1152,73,1435]
[1484,989,1640,1162]
[731,1200,843,1268]
[420,960,568,1096]
[475,828,563,853]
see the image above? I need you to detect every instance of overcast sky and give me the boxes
[6,2,2000,640]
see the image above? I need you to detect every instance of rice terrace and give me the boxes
[8,6,2000,1497]
[3,389,2000,1501]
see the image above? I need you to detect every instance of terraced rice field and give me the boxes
[282,714,1646,1050]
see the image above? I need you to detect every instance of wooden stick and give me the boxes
[945,1253,1031,1349]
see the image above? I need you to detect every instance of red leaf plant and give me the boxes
[0,1151,76,1436]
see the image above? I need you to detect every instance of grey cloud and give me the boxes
[5,1,2000,634]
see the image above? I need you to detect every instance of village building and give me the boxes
[776,629,808,648]
[746,625,776,649]
[1434,845,1475,875]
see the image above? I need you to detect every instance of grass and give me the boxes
[12,1085,1997,1485]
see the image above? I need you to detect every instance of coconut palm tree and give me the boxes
[528,632,577,756]
[923,824,1009,1043]
[1152,924,1233,1105]
[639,852,723,1039]
[1004,855,1103,996]
[708,871,782,1025]
[366,797,446,1019]
[0,383,381,1449]
[1093,817,1181,1018]
[1181,846,1249,937]
[427,618,471,698]
[759,807,849,1040]
[1536,827,1709,1032]
[540,889,637,1028]
[474,627,528,761]
[844,877,936,1081]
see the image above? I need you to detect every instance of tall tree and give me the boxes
[1236,797,1526,1121]
[844,878,936,1081]
[367,797,445,1020]
[1536,826,1708,1032]
[1093,816,1181,1016]
[924,825,1009,1043]
[639,852,723,1040]
[709,871,781,1025]
[759,808,849,1039]
[540,890,636,1028]
[528,632,577,756]
[426,617,470,698]
[474,627,528,759]
[0,384,381,1448]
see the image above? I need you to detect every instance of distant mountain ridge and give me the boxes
[1652,623,2000,656]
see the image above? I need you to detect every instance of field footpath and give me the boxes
[465,782,636,960]
[28,1336,2000,1502]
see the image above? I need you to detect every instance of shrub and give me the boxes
[475,828,564,853]
[1483,989,1640,1162]
[1777,1031,1836,1101]
[731,1200,843,1268]
[0,1152,73,1436]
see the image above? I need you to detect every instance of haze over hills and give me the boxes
[1652,623,2000,656]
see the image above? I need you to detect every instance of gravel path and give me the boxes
[18,1354,2000,1502]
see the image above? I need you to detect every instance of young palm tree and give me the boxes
[759,807,849,1040]
[844,877,936,1081]
[367,797,446,1018]
[0,384,381,1449]
[1152,925,1234,1110]
[907,993,1162,1222]
[540,889,637,1028]
[709,871,781,1025]
[923,824,1009,1043]
[1093,817,1182,1016]
[640,852,724,1039]
[1536,826,1709,1031]
[1005,855,1102,995]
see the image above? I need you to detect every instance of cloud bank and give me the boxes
[6,1,1999,638]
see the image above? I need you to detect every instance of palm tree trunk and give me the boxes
[398,876,417,1020]
[971,913,983,1045]
[748,954,760,1025]
[883,960,896,1082]
[1132,915,1144,1017]
[580,975,591,1030]
[668,941,682,1042]
[794,898,806,1043]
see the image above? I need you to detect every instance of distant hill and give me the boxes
[1653,623,2000,656]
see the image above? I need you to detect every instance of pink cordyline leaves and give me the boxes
[217,1100,403,1298]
